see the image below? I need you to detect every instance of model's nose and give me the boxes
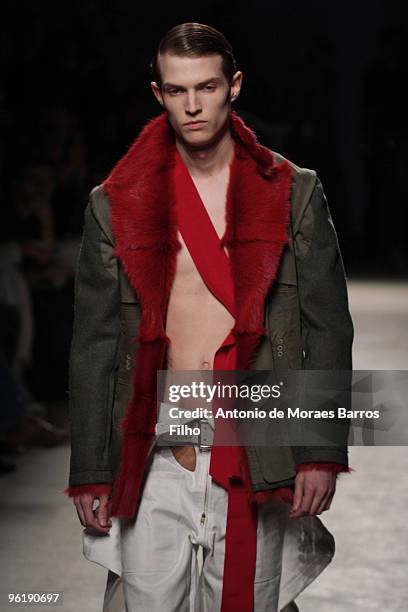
[185,91,201,115]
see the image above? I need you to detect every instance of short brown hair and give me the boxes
[150,22,237,88]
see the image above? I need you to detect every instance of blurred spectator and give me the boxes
[0,243,69,474]
[6,161,75,401]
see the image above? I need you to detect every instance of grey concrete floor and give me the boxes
[1,280,407,612]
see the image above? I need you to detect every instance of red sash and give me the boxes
[174,147,258,611]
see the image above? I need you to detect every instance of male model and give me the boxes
[65,22,353,612]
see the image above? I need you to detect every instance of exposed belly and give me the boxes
[165,232,234,371]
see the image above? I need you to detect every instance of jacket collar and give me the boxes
[103,110,293,366]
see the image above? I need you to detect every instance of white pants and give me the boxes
[83,444,335,612]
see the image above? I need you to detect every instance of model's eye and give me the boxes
[168,88,182,96]
[203,84,216,91]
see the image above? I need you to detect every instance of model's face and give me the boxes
[151,53,242,149]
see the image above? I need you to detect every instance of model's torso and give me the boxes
[165,166,234,371]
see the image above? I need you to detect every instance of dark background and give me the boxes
[0,1,407,409]
[2,1,408,272]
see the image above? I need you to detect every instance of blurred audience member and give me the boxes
[6,161,75,401]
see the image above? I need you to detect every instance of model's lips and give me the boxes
[185,121,207,130]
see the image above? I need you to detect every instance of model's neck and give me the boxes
[175,122,235,179]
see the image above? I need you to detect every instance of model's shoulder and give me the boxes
[88,183,110,205]
[272,151,319,230]
[87,184,113,240]
[273,150,317,184]
[88,184,112,213]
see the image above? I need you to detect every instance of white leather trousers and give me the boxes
[83,444,335,611]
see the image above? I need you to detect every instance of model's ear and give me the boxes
[230,70,243,103]
[150,81,164,107]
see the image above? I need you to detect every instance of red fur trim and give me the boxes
[100,110,294,517]
[253,487,294,506]
[296,462,354,475]
[228,112,277,177]
[63,483,113,498]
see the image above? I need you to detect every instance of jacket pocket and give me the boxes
[111,301,141,437]
[255,446,296,484]
[117,302,141,384]
[266,281,302,369]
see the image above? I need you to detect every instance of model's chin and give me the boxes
[182,127,222,149]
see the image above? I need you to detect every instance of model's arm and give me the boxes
[293,176,354,463]
[64,187,120,532]
[290,176,354,516]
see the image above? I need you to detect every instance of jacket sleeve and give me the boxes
[66,187,120,488]
[295,462,353,476]
[292,176,354,467]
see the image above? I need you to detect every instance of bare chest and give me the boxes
[165,170,234,370]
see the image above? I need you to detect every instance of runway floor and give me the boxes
[1,280,407,612]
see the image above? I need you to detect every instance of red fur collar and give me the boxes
[104,110,292,347]
[102,110,293,517]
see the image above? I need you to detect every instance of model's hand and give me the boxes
[73,492,112,534]
[289,469,336,518]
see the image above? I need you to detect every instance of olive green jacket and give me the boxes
[67,151,353,493]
